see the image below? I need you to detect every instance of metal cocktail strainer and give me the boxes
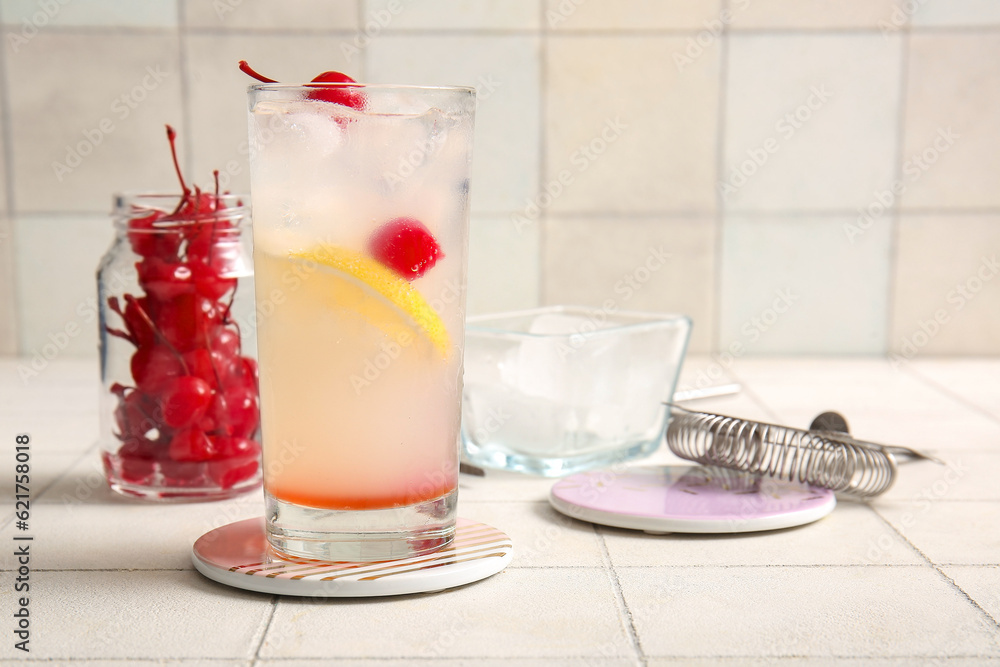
[665,404,942,498]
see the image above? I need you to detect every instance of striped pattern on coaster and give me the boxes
[192,516,513,597]
[227,519,510,582]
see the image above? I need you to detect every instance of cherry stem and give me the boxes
[129,398,161,440]
[166,125,192,217]
[123,294,190,375]
[165,125,189,196]
[221,289,236,324]
[205,334,227,392]
[105,297,136,345]
[213,170,220,205]
[238,60,277,83]
[105,326,133,344]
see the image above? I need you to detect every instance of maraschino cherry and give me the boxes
[238,60,365,110]
[368,217,444,280]
[104,126,261,492]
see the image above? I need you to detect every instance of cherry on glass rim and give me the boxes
[238,60,365,110]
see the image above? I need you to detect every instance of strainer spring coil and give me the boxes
[665,405,937,498]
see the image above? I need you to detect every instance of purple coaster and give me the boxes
[549,465,836,534]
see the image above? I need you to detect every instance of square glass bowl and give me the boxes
[461,306,692,476]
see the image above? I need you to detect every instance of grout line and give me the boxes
[869,503,932,563]
[0,25,178,35]
[892,207,1000,216]
[0,444,97,531]
[727,207,1000,217]
[12,654,1000,663]
[711,0,731,355]
[594,525,647,665]
[935,567,1000,629]
[537,3,548,307]
[0,15,19,356]
[863,499,1000,505]
[899,363,1000,426]
[0,563,960,573]
[0,18,992,36]
[868,506,1000,631]
[601,562,931,569]
[463,497,1000,504]
[884,19,912,357]
[356,0,367,81]
[9,206,1000,219]
[934,565,1000,630]
[533,207,1000,219]
[251,595,280,662]
[25,568,192,572]
[4,211,109,218]
[177,0,194,176]
[244,655,1000,662]
[0,28,15,218]
[40,25,988,37]
[5,660,254,664]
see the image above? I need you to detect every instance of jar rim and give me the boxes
[112,192,249,230]
[249,82,476,95]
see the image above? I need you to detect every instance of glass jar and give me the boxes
[97,193,261,501]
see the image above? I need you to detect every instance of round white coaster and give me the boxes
[192,517,512,597]
[550,465,836,534]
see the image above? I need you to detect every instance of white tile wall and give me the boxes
[911,0,1000,27]
[367,0,541,30]
[0,0,179,27]
[722,33,902,211]
[183,0,358,30]
[13,215,110,357]
[543,216,716,352]
[0,216,15,354]
[720,215,891,354]
[727,0,904,30]
[467,214,540,315]
[901,33,1000,210]
[544,0,723,31]
[0,0,998,356]
[890,214,1000,356]
[546,35,720,213]
[6,32,185,213]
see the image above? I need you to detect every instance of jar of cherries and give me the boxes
[98,189,261,501]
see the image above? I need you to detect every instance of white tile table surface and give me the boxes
[0,356,998,665]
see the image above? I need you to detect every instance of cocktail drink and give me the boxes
[247,80,475,561]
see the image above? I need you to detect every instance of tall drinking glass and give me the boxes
[247,83,475,561]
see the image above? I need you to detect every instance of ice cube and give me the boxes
[512,313,628,406]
